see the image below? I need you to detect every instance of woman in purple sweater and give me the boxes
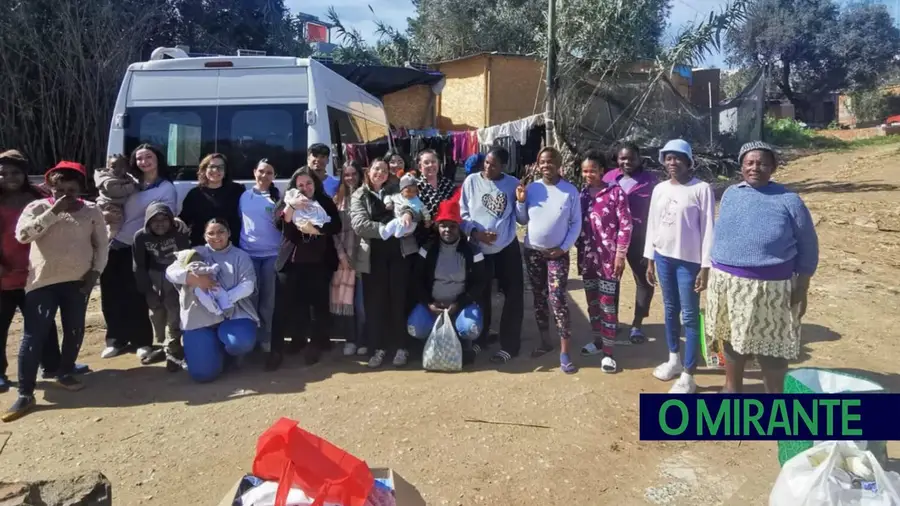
[706,141,819,393]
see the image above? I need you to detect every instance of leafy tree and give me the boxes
[727,0,900,117]
[407,0,546,62]
[170,0,309,57]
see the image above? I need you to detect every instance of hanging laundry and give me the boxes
[476,113,546,146]
[345,144,369,166]
[450,131,469,163]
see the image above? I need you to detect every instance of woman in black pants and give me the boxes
[100,144,182,363]
[350,159,419,369]
[267,168,342,370]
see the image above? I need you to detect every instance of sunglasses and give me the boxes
[207,164,226,171]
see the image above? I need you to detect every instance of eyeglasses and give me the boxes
[207,164,225,171]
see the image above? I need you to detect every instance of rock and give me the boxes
[839,258,863,273]
[853,217,879,230]
[0,471,111,506]
[876,216,900,233]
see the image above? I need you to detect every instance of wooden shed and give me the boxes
[430,53,547,131]
[382,85,435,130]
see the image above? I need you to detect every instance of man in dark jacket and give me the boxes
[408,198,487,364]
[133,202,190,369]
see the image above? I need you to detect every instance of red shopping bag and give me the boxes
[252,418,374,506]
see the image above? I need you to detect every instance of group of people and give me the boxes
[0,136,818,422]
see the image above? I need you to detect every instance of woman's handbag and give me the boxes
[422,310,463,372]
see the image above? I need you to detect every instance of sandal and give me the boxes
[629,328,646,345]
[531,342,555,358]
[580,342,603,357]
[601,355,618,374]
[490,350,513,364]
[560,353,577,374]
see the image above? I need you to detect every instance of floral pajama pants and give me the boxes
[583,274,619,355]
[524,249,571,341]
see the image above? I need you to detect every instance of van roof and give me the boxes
[128,56,311,72]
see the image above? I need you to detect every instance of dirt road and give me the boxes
[2,142,899,505]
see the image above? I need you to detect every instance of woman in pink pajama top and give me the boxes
[575,150,633,373]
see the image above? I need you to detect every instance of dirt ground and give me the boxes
[2,142,900,506]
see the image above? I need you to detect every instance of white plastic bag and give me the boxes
[422,310,462,372]
[770,441,900,506]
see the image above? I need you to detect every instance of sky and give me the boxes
[287,0,732,68]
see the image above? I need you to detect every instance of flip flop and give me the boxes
[490,350,513,364]
[629,328,646,345]
[580,342,603,356]
[601,355,618,374]
[560,353,577,374]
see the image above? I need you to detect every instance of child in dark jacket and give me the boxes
[133,202,190,369]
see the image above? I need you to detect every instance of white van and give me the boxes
[107,47,391,206]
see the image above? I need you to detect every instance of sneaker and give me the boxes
[653,361,684,381]
[356,346,369,356]
[392,349,409,368]
[136,346,153,360]
[2,396,36,423]
[343,342,357,357]
[100,346,124,359]
[669,372,697,394]
[0,376,10,393]
[165,357,185,373]
[368,349,386,369]
[55,375,84,392]
[141,348,166,365]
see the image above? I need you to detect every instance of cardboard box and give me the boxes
[216,468,425,506]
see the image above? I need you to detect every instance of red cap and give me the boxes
[435,198,462,224]
[45,160,87,183]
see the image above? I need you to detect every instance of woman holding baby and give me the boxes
[267,167,342,370]
[350,159,419,368]
[166,218,258,382]
[100,144,179,364]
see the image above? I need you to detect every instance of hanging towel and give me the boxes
[476,113,546,146]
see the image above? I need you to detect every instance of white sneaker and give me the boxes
[368,350,386,368]
[356,346,369,356]
[653,360,684,381]
[669,373,697,394]
[100,346,124,359]
[343,343,357,356]
[136,346,153,360]
[392,349,409,367]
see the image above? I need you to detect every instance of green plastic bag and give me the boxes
[778,367,887,467]
[697,309,760,371]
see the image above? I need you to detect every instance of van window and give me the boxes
[327,106,390,166]
[125,104,308,180]
[327,106,364,145]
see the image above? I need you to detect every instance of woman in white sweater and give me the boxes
[644,140,715,394]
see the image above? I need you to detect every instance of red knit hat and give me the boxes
[435,198,462,224]
[45,161,87,184]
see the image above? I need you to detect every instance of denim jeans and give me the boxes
[18,281,88,396]
[251,256,278,352]
[654,253,701,371]
[182,318,257,383]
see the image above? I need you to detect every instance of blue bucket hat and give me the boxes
[659,139,694,168]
